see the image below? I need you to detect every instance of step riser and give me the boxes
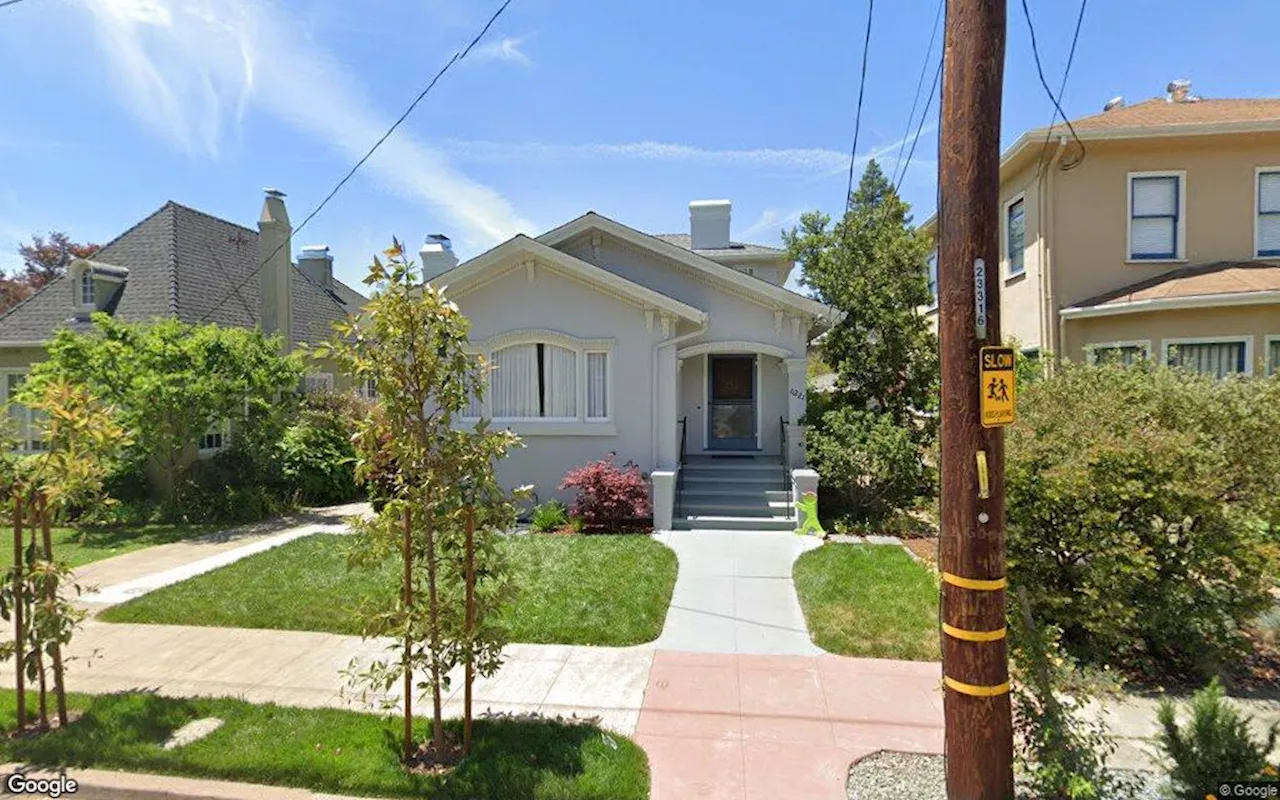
[679,504,790,518]
[682,475,787,488]
[673,517,796,532]
[680,489,792,501]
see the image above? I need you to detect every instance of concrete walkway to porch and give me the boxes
[654,529,824,655]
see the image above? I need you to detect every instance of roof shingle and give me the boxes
[1063,97,1280,134]
[652,233,785,257]
[0,201,365,348]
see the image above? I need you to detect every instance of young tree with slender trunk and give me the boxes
[324,240,523,765]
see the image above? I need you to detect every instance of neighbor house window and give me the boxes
[1006,196,1026,276]
[1089,341,1149,366]
[197,420,229,455]
[304,373,334,394]
[3,372,44,452]
[1164,338,1249,378]
[79,270,95,307]
[1267,337,1280,376]
[358,378,377,401]
[1256,170,1280,257]
[926,251,938,309]
[1129,173,1184,260]
[491,342,577,419]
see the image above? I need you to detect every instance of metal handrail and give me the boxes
[780,417,791,519]
[676,417,687,519]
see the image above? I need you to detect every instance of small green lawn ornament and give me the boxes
[795,491,825,537]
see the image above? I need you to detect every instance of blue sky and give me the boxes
[2,0,1278,293]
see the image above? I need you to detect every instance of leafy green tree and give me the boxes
[784,160,938,524]
[27,315,301,509]
[323,241,524,765]
[0,377,127,730]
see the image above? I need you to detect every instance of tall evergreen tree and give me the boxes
[784,160,938,524]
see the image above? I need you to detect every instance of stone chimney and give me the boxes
[689,200,731,250]
[298,245,333,289]
[258,188,292,352]
[419,234,459,282]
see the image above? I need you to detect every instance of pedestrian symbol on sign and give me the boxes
[979,346,1016,427]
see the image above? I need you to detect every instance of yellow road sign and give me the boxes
[979,346,1016,427]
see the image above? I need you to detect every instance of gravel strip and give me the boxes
[846,751,1170,800]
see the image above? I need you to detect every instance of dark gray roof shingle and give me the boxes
[652,233,786,256]
[0,201,366,348]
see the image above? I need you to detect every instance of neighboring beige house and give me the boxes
[0,190,366,453]
[924,82,1280,377]
[427,200,836,530]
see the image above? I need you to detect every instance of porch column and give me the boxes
[784,357,808,467]
[654,343,679,469]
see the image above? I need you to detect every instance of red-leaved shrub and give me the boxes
[558,453,651,529]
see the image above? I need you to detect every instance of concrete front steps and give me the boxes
[674,455,795,531]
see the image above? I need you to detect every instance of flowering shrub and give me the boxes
[558,454,651,529]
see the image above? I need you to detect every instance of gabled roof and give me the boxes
[0,201,366,348]
[1062,261,1280,318]
[431,234,707,324]
[537,212,834,320]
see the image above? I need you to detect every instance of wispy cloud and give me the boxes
[438,125,936,179]
[470,35,532,67]
[736,208,807,242]
[76,0,534,248]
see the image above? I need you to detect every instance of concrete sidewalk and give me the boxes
[655,530,823,656]
[0,620,654,736]
[77,503,369,607]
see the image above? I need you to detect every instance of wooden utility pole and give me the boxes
[937,0,1014,797]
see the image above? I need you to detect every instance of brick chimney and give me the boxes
[258,188,292,352]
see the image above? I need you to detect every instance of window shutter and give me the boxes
[587,352,608,419]
[1132,177,1178,215]
[1130,217,1176,257]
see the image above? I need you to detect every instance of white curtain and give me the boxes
[587,352,608,419]
[492,344,539,417]
[544,345,577,418]
[1168,342,1245,378]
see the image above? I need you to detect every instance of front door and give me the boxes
[707,355,757,450]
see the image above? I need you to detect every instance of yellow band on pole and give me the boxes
[942,623,1007,642]
[941,572,1007,591]
[944,676,1010,697]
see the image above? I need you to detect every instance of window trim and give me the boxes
[1126,170,1187,263]
[1002,192,1027,279]
[1085,339,1152,365]
[197,419,230,458]
[1254,166,1280,259]
[1265,334,1280,376]
[925,250,939,313]
[1161,335,1253,377]
[462,329,616,433]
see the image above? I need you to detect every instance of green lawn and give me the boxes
[793,543,940,661]
[0,690,649,800]
[0,523,216,570]
[101,534,678,646]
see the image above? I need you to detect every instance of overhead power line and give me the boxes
[894,53,943,198]
[197,0,515,324]
[0,0,32,9]
[1020,0,1088,173]
[844,0,876,211]
[890,0,945,188]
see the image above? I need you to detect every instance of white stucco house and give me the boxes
[426,201,835,531]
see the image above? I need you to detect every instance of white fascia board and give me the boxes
[1060,290,1280,319]
[537,213,835,321]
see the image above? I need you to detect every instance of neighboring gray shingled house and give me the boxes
[0,191,366,449]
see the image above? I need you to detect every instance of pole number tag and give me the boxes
[979,346,1016,427]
